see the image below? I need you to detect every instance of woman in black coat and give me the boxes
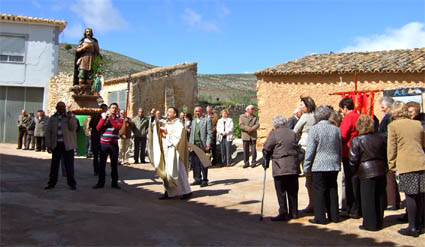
[349,115,387,231]
[262,115,300,221]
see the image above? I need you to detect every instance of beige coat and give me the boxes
[239,113,260,141]
[388,118,425,174]
[45,113,79,151]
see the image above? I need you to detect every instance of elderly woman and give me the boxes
[294,96,317,213]
[217,109,234,167]
[349,115,387,231]
[304,106,342,224]
[263,115,300,221]
[388,101,425,237]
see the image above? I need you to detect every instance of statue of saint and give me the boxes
[72,28,101,94]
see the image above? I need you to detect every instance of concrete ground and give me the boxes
[0,142,423,246]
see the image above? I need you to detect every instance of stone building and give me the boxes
[255,47,425,145]
[101,62,198,117]
[0,14,66,143]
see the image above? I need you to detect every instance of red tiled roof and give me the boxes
[0,13,67,33]
[255,47,425,76]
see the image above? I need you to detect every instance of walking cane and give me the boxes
[259,160,267,221]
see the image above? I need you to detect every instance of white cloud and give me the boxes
[70,0,128,34]
[341,22,425,52]
[63,23,84,39]
[32,0,41,8]
[181,8,219,32]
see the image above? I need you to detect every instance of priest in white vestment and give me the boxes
[148,107,192,200]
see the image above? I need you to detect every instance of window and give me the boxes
[108,90,127,111]
[0,35,25,63]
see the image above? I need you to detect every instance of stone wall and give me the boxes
[256,71,425,145]
[46,72,74,116]
[197,103,247,119]
[102,63,198,118]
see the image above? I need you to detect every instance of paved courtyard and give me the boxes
[0,143,423,246]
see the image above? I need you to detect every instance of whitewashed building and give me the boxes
[0,14,66,143]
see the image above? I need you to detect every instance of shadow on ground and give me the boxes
[0,153,400,246]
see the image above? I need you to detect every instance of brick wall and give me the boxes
[256,71,425,145]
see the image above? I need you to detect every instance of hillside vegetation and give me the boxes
[58,43,257,104]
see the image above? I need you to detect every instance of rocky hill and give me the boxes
[58,43,257,104]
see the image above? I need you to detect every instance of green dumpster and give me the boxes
[76,115,88,156]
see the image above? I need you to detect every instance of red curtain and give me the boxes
[341,92,375,116]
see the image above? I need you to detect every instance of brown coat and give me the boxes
[262,127,300,177]
[239,113,259,141]
[45,113,78,151]
[388,119,425,174]
[206,113,219,133]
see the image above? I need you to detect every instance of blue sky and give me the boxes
[1,0,425,74]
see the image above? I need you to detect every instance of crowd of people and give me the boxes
[262,96,425,238]
[17,96,425,237]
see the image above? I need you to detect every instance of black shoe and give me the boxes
[35,150,41,152]
[111,184,121,189]
[17,147,21,150]
[250,162,257,168]
[398,227,419,237]
[243,163,249,168]
[200,181,208,187]
[134,160,139,164]
[349,213,361,219]
[92,184,104,189]
[159,191,169,200]
[191,181,201,186]
[270,214,290,221]
[44,185,54,190]
[308,218,327,225]
[70,186,76,190]
[180,192,192,200]
[359,225,379,232]
[141,160,147,163]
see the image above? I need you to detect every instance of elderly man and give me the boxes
[17,109,28,149]
[287,108,302,130]
[24,113,36,150]
[34,110,48,152]
[132,108,149,164]
[378,96,400,210]
[189,106,213,187]
[263,115,301,221]
[45,102,79,190]
[239,105,260,168]
[118,109,132,165]
[205,105,219,166]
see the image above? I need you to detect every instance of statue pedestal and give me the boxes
[70,95,104,115]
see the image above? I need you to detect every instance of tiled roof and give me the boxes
[104,62,197,85]
[255,47,425,76]
[0,13,67,33]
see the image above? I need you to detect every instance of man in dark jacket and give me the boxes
[25,113,36,150]
[132,108,149,163]
[287,108,302,129]
[89,104,108,176]
[34,110,48,152]
[263,115,300,221]
[378,96,400,210]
